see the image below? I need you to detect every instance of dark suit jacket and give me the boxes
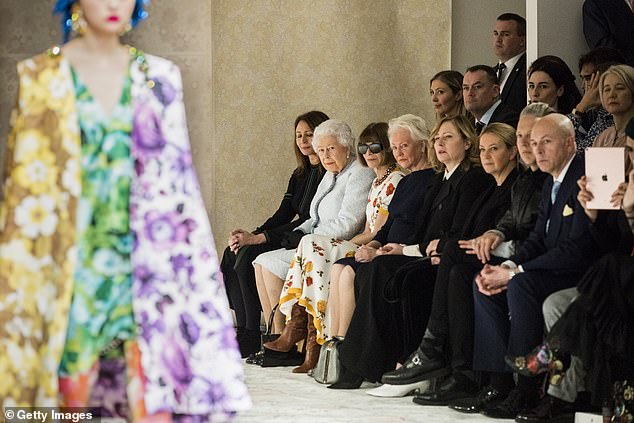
[498,53,527,115]
[489,102,519,128]
[511,155,594,273]
[410,165,494,253]
[583,0,634,67]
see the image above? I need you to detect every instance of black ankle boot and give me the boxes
[381,329,448,385]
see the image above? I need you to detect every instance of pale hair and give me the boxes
[599,64,634,107]
[312,119,356,157]
[387,114,430,143]
[520,102,556,118]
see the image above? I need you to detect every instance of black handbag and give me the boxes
[258,305,305,368]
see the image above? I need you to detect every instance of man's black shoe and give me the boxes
[381,347,449,385]
[482,387,538,419]
[515,394,575,423]
[412,373,478,406]
[448,385,507,413]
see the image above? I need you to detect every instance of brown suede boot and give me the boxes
[292,316,321,373]
[263,303,308,352]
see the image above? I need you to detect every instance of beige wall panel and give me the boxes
[213,0,450,246]
[1,1,450,255]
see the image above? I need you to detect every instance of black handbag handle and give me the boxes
[265,304,279,335]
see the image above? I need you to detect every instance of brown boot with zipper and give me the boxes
[292,315,321,373]
[263,303,308,352]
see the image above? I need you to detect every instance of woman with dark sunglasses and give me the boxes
[263,121,404,373]
[327,114,437,340]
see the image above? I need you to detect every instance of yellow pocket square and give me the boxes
[563,205,574,217]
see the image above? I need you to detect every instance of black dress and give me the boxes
[339,165,493,382]
[335,168,436,271]
[220,165,323,330]
[550,211,634,406]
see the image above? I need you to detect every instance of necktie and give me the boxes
[551,180,561,204]
[496,63,507,83]
[546,180,561,233]
[475,121,486,135]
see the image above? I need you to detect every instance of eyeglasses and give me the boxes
[358,143,384,155]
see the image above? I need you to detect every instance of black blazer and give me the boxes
[512,155,594,273]
[496,168,549,252]
[255,166,323,245]
[583,0,634,67]
[410,165,494,253]
[460,167,519,239]
[499,53,527,115]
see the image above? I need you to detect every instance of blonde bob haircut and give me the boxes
[429,114,481,172]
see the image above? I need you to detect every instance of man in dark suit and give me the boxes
[493,13,527,115]
[583,0,634,67]
[471,114,595,418]
[463,65,519,134]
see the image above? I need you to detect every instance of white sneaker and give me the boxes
[366,380,430,397]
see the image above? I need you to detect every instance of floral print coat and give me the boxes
[0,48,250,417]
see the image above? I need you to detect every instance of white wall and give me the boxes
[527,0,587,84]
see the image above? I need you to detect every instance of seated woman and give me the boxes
[430,70,469,120]
[253,119,375,354]
[330,114,493,389]
[267,122,403,373]
[528,55,582,115]
[592,64,634,173]
[328,114,435,341]
[220,111,328,358]
[378,123,521,401]
[503,119,634,421]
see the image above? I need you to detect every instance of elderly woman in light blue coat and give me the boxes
[254,119,375,337]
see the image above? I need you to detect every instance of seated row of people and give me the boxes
[222,61,634,422]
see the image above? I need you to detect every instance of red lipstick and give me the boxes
[108,16,120,22]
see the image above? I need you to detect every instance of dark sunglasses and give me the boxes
[358,143,384,155]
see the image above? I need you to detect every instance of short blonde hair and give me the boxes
[429,114,480,172]
[599,64,634,109]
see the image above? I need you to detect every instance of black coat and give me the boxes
[499,53,527,115]
[495,167,548,253]
[512,155,594,273]
[411,165,494,253]
[254,166,323,246]
[583,0,634,67]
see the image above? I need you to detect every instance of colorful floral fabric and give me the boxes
[0,48,250,419]
[0,52,79,406]
[279,171,402,344]
[59,65,136,376]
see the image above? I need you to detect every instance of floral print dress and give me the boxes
[279,170,403,344]
[0,49,249,419]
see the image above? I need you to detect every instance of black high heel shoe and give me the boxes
[328,364,363,389]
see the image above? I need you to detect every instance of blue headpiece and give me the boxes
[53,0,150,42]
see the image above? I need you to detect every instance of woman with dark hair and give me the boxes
[267,122,403,373]
[528,55,583,114]
[430,70,469,120]
[221,110,328,358]
[329,114,493,389]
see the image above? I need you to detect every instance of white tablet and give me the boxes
[585,147,625,210]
